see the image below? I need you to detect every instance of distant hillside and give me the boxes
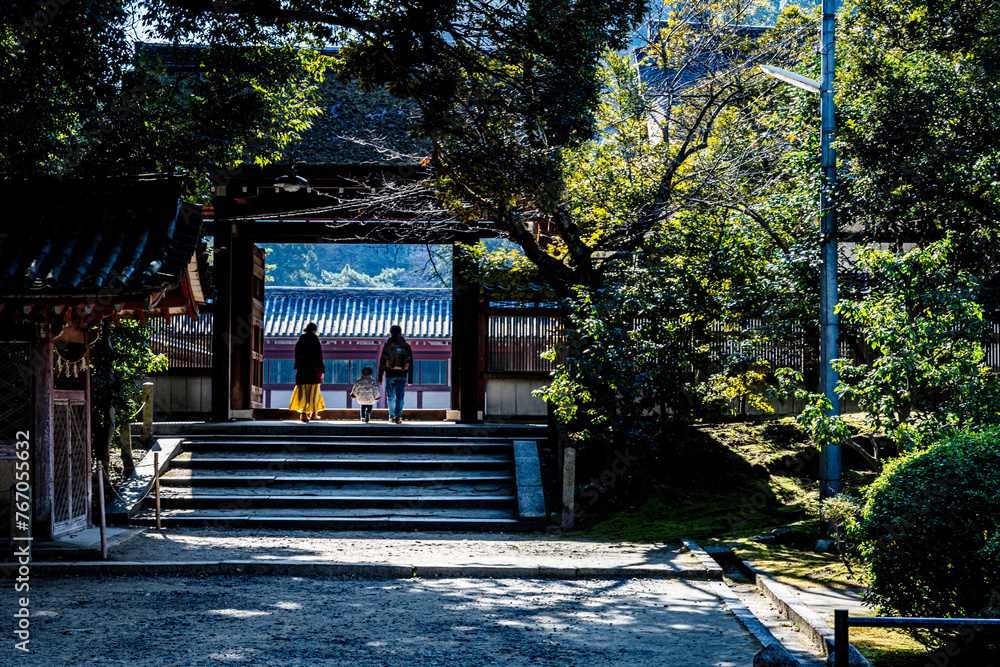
[262,243,452,288]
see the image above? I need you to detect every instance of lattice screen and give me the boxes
[69,402,89,522]
[251,245,265,409]
[0,342,32,439]
[52,402,71,524]
[52,397,90,531]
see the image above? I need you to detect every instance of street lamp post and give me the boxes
[762,0,841,501]
[817,0,841,501]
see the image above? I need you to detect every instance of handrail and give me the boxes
[834,609,1000,667]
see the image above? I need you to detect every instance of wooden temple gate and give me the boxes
[207,165,502,422]
[210,237,491,421]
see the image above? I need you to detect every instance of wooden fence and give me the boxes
[148,312,213,369]
[146,310,1000,377]
[485,309,563,375]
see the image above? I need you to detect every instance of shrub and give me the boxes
[820,493,864,554]
[853,428,1000,640]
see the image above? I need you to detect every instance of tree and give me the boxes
[498,4,824,469]
[758,0,1000,452]
[262,243,453,287]
[836,0,1000,301]
[1,1,328,186]
[89,320,167,469]
[316,265,403,287]
[834,240,1000,450]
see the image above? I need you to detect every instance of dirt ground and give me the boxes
[6,576,760,666]
[107,528,699,571]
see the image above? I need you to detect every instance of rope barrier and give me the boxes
[128,401,146,422]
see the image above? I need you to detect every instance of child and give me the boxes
[350,366,381,423]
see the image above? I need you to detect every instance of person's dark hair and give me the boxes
[304,322,318,333]
[389,324,402,336]
[362,366,373,376]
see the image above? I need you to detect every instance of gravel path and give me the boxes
[106,529,698,571]
[5,576,760,666]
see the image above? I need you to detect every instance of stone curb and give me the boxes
[709,580,784,650]
[0,560,711,580]
[743,559,870,666]
[680,537,725,580]
[746,560,835,653]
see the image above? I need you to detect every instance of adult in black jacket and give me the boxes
[377,324,413,423]
[289,322,325,422]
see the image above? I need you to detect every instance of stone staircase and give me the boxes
[127,422,547,531]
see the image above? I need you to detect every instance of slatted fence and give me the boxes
[145,310,1000,377]
[486,309,562,375]
[148,313,213,369]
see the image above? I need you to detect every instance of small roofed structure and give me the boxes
[262,287,452,411]
[0,173,206,539]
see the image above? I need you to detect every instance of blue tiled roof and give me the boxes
[265,287,452,339]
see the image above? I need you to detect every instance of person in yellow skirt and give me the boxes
[289,322,325,422]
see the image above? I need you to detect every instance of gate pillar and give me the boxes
[452,245,483,422]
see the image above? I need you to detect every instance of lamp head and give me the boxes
[273,165,311,193]
[760,65,821,95]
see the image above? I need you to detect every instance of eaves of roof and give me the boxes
[0,173,204,302]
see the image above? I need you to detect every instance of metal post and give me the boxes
[818,0,842,501]
[562,447,576,529]
[834,609,849,667]
[95,461,107,560]
[141,381,154,446]
[153,451,162,531]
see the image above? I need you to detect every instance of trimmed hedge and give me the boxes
[855,428,1000,627]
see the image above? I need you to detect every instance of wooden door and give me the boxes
[51,391,91,535]
[250,245,265,409]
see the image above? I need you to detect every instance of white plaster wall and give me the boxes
[485,379,548,417]
[420,391,451,409]
[268,389,294,409]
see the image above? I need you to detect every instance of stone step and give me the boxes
[129,508,530,531]
[159,469,517,487]
[144,492,516,510]
[179,439,513,455]
[147,422,547,439]
[154,482,513,496]
[127,423,545,532]
[169,453,513,471]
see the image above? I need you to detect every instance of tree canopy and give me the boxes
[262,243,452,288]
[837,0,1000,278]
[1,1,330,185]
